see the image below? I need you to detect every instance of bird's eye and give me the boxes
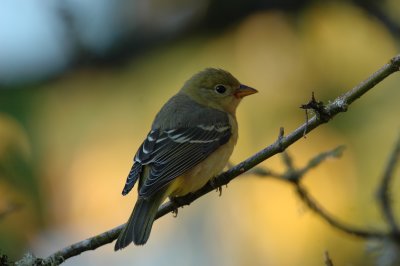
[215,85,227,94]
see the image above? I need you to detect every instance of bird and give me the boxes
[114,68,257,250]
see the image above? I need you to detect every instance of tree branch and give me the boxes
[294,183,386,239]
[260,147,388,240]
[28,54,400,266]
[376,133,400,234]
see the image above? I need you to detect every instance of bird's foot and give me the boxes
[210,178,228,197]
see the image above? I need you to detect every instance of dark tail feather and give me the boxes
[115,193,165,250]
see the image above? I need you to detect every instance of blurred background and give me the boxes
[1,0,400,265]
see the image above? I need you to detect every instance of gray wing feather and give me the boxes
[121,122,231,198]
[121,129,159,195]
[140,124,231,197]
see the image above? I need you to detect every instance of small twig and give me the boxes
[277,147,345,182]
[324,251,334,266]
[376,133,400,234]
[296,146,345,178]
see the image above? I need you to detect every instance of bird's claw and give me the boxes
[169,197,180,218]
[216,186,222,196]
[209,178,228,197]
[215,184,228,196]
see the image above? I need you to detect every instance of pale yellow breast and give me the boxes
[169,115,238,197]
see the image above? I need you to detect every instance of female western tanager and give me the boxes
[115,68,257,250]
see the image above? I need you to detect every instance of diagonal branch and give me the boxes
[34,54,400,266]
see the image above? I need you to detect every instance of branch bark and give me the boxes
[29,55,400,266]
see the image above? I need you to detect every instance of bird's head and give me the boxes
[180,68,257,115]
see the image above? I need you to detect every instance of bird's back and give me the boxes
[152,93,229,130]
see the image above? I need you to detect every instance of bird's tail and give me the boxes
[115,192,166,250]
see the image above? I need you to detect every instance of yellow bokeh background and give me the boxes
[1,2,400,265]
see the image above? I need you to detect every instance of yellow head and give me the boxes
[180,68,257,115]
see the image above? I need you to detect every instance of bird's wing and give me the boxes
[121,123,231,198]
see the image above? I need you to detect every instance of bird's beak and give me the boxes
[234,84,258,99]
